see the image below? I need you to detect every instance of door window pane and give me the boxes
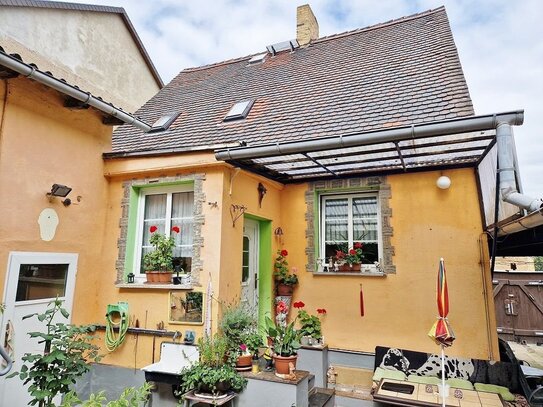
[16,264,68,301]
[242,236,249,283]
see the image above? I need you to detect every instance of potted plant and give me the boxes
[335,242,365,272]
[143,225,180,283]
[293,301,327,346]
[178,334,247,397]
[219,304,262,369]
[274,249,298,295]
[264,316,301,377]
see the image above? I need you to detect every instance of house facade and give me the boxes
[100,5,505,371]
[1,3,539,404]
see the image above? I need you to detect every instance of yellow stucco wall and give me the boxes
[0,78,111,325]
[0,78,498,370]
[280,169,498,360]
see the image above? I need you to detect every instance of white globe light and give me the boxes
[436,176,451,189]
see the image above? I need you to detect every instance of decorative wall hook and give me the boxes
[258,182,267,208]
[230,204,247,227]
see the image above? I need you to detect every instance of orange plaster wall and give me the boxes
[280,168,498,360]
[0,78,111,326]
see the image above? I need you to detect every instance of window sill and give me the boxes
[312,271,386,277]
[115,283,193,290]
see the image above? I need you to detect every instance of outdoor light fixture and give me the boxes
[436,176,451,190]
[46,184,72,204]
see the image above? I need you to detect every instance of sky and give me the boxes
[64,0,542,197]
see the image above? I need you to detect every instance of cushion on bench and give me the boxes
[474,383,515,402]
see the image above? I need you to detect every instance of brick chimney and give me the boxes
[296,4,319,46]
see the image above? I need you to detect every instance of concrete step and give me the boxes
[308,387,334,407]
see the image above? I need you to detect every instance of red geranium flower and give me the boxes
[171,226,180,233]
[149,225,158,233]
[280,249,288,257]
[335,250,345,259]
[349,249,357,255]
[354,242,363,249]
[293,301,305,309]
[317,308,327,315]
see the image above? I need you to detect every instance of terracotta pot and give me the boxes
[236,354,252,368]
[273,354,297,375]
[339,263,361,272]
[145,271,173,284]
[277,283,294,296]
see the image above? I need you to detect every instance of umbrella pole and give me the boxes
[441,344,446,407]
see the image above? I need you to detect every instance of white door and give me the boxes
[241,219,259,314]
[0,252,78,407]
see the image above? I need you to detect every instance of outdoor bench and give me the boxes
[371,346,530,406]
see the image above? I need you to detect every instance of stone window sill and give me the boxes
[115,283,193,290]
[312,271,386,277]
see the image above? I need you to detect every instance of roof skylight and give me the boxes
[248,53,267,64]
[224,100,254,121]
[149,112,180,132]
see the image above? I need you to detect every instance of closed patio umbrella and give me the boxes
[428,258,455,407]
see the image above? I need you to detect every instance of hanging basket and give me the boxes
[277,283,294,296]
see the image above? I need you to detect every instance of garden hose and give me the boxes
[105,302,129,352]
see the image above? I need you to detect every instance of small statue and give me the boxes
[263,347,274,371]
[327,365,338,386]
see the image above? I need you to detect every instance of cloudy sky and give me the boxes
[67,0,542,197]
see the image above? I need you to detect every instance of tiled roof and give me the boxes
[0,0,163,88]
[111,6,474,156]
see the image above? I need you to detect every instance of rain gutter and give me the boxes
[0,51,152,132]
[498,209,543,236]
[215,110,524,161]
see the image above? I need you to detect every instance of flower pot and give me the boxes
[273,354,298,376]
[277,283,294,296]
[145,271,173,284]
[339,263,361,272]
[236,354,252,369]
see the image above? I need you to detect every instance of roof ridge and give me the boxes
[180,51,268,73]
[314,6,445,44]
[176,6,445,74]
[0,0,125,14]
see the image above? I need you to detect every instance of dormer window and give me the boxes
[224,100,254,122]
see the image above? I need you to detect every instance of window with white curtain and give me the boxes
[136,185,194,276]
[320,193,380,266]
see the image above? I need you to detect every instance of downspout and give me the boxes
[496,122,543,236]
[0,51,152,132]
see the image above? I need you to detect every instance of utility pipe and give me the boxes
[215,111,524,161]
[0,50,152,132]
[496,122,542,212]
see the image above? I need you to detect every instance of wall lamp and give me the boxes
[46,184,72,206]
[436,176,451,190]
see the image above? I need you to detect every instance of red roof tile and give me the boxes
[111,6,474,155]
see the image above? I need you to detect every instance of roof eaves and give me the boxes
[104,142,242,160]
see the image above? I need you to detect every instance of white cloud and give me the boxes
[61,0,542,197]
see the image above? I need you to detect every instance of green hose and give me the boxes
[105,302,129,352]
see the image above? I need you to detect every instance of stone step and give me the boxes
[308,387,334,407]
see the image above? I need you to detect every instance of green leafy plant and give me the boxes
[8,298,101,407]
[293,301,326,340]
[60,383,152,406]
[142,225,180,271]
[197,334,229,368]
[219,303,261,364]
[178,364,247,396]
[264,316,301,357]
[274,249,298,286]
[335,242,365,265]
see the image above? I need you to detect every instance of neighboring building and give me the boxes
[0,0,163,111]
[495,256,536,272]
[1,4,541,405]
